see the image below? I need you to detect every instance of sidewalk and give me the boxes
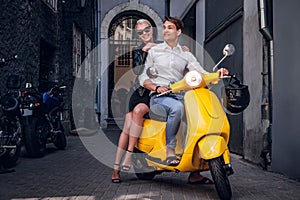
[0,132,299,200]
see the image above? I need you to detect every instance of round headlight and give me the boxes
[185,70,202,87]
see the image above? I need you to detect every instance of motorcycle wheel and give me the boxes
[209,157,232,200]
[2,145,21,168]
[53,124,67,150]
[24,116,47,158]
[132,149,156,180]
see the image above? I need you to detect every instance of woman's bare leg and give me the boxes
[122,103,149,167]
[112,112,132,181]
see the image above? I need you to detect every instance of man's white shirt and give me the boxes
[139,42,208,88]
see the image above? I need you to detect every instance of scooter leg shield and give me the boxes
[198,135,227,160]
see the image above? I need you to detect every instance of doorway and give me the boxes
[39,39,55,92]
[107,11,156,119]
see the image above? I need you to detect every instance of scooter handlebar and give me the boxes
[156,90,172,97]
[155,72,230,97]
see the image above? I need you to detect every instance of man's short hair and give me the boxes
[164,16,184,30]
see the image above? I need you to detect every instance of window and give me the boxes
[112,18,135,67]
[41,0,58,11]
[115,43,131,67]
[73,24,81,77]
[84,34,92,81]
[76,0,87,8]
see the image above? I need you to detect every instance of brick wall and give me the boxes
[0,0,95,132]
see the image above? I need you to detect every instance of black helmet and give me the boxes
[221,75,250,115]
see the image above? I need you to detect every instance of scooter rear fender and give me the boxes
[136,119,167,154]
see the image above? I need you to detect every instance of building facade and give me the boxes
[2,0,299,180]
[95,0,300,180]
[96,0,258,161]
[0,0,96,132]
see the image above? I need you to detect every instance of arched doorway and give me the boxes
[107,11,157,119]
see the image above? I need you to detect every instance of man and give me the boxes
[139,16,228,183]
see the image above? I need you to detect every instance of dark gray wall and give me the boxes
[100,0,128,20]
[272,0,300,180]
[206,0,243,36]
[243,0,264,164]
[140,0,166,18]
[204,0,244,155]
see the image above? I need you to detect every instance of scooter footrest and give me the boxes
[145,155,162,163]
[145,155,182,166]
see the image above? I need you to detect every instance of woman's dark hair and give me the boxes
[164,16,184,30]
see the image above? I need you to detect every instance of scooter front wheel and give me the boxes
[132,149,156,180]
[209,156,232,200]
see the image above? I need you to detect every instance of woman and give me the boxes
[111,19,156,183]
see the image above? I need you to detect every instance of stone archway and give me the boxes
[99,0,163,127]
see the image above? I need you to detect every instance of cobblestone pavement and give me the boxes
[0,129,300,200]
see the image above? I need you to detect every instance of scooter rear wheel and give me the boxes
[209,156,232,200]
[132,149,156,180]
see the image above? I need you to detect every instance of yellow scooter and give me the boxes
[132,44,236,200]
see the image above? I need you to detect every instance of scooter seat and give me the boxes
[144,104,167,122]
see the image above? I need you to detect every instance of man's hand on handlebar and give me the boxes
[218,68,229,78]
[156,85,170,94]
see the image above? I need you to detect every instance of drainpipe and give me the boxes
[165,0,170,16]
[96,0,101,123]
[261,39,273,170]
[258,0,273,170]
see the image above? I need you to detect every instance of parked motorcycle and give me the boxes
[0,55,22,172]
[21,81,67,157]
[132,45,240,200]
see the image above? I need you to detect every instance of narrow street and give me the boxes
[0,129,299,200]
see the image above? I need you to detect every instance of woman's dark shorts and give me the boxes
[128,87,150,112]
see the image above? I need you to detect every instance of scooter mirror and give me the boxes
[212,44,236,72]
[146,67,159,79]
[223,44,235,56]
